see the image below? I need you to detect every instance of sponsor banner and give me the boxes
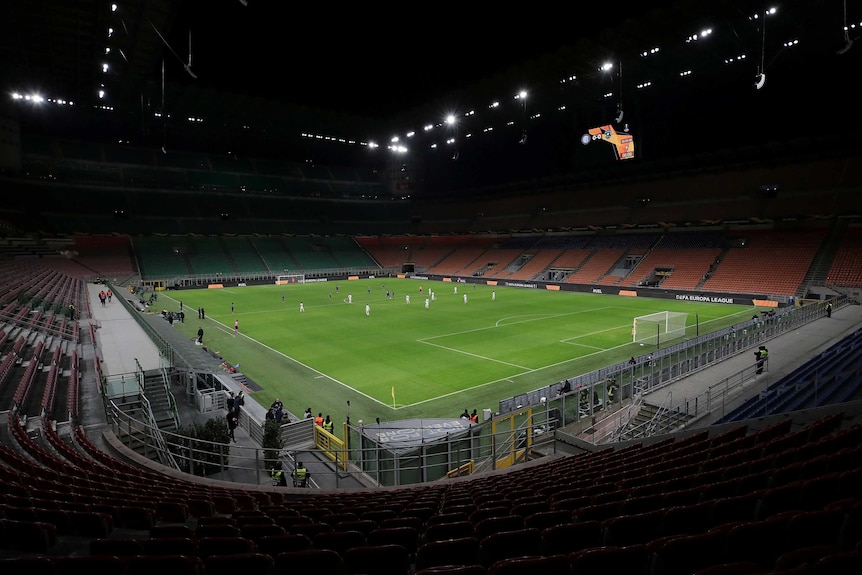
[675,294,738,304]
[411,275,429,281]
[397,274,406,278]
[546,285,560,291]
[208,284,224,289]
[237,282,247,287]
[443,277,452,283]
[505,282,538,289]
[348,276,360,280]
[619,290,637,297]
[486,280,498,286]
[753,299,779,308]
[303,277,329,283]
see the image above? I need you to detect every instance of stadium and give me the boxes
[1,1,862,573]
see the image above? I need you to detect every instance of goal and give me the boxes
[632,311,688,345]
[275,274,305,285]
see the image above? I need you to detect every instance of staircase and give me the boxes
[694,247,729,290]
[112,368,179,461]
[617,400,694,441]
[796,220,846,298]
[142,368,180,433]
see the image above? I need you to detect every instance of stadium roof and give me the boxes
[3,0,861,194]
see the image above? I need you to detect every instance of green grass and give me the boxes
[161,279,757,425]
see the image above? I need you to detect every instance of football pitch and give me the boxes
[160,279,756,425]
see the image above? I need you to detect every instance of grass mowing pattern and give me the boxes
[161,279,756,425]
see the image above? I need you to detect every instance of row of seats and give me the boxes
[2,410,861,572]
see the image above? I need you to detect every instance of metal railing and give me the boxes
[103,399,562,488]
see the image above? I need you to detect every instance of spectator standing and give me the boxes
[322,415,334,434]
[292,462,309,487]
[234,319,239,335]
[314,412,324,426]
[304,407,313,419]
[227,409,238,443]
[196,326,204,345]
[826,302,833,318]
[271,465,287,487]
[755,345,768,374]
[235,391,245,412]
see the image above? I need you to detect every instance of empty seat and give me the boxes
[240,522,287,541]
[126,553,204,575]
[473,515,524,540]
[523,510,572,531]
[540,521,602,555]
[416,537,481,570]
[427,512,471,527]
[601,509,664,546]
[478,528,542,567]
[141,537,197,556]
[569,544,650,575]
[313,529,366,555]
[89,537,144,557]
[344,543,409,575]
[486,554,570,575]
[366,526,420,557]
[204,552,274,575]
[289,522,334,538]
[256,533,313,556]
[335,519,378,537]
[195,524,241,538]
[274,549,344,575]
[196,536,255,558]
[649,531,727,575]
[425,520,475,542]
[149,524,195,539]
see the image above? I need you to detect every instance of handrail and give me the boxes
[135,393,180,470]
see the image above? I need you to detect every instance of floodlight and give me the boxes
[755,73,766,90]
[615,108,624,123]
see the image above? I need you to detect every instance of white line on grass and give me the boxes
[157,294,391,408]
[418,340,532,370]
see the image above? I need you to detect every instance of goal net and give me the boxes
[632,311,688,345]
[275,274,305,285]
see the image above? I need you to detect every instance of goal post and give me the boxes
[275,274,305,285]
[633,311,688,345]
